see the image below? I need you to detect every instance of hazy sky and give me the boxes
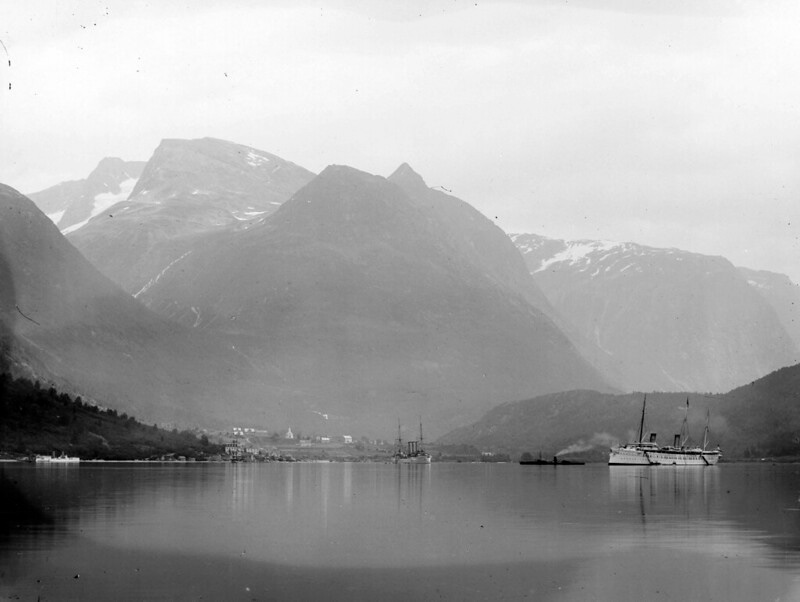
[2,0,799,283]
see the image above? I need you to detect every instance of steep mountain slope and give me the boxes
[28,158,145,232]
[719,363,800,457]
[388,164,555,315]
[66,138,315,293]
[136,165,611,436]
[438,362,800,459]
[0,183,253,426]
[738,267,800,351]
[511,234,798,392]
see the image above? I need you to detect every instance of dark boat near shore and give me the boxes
[519,452,584,466]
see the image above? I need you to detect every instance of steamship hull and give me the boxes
[608,444,720,466]
[395,453,432,464]
[608,395,721,466]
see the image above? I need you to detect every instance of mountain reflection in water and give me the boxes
[1,462,798,601]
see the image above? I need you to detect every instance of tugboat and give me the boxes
[393,419,432,464]
[520,451,584,465]
[520,451,551,465]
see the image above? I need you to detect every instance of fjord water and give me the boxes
[2,462,799,601]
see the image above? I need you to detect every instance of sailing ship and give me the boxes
[393,419,432,464]
[608,396,721,466]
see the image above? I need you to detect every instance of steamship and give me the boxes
[393,419,432,464]
[608,396,721,466]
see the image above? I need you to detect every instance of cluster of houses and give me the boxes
[221,426,361,461]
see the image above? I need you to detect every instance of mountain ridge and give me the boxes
[64,137,316,293]
[28,157,146,232]
[0,183,256,426]
[511,232,799,393]
[436,361,800,459]
[133,164,611,435]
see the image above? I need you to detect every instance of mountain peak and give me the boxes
[93,157,127,169]
[388,163,429,195]
[86,157,145,186]
[318,164,377,180]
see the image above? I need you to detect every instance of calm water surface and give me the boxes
[2,462,799,601]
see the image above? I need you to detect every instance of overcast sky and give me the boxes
[2,0,799,283]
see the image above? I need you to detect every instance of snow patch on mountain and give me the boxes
[535,240,621,274]
[509,233,546,255]
[61,177,138,234]
[133,250,193,298]
[246,150,271,167]
[233,210,268,221]
[47,210,66,225]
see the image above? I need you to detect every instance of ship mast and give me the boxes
[419,416,424,449]
[680,398,690,447]
[703,408,710,451]
[638,395,647,443]
[397,419,403,451]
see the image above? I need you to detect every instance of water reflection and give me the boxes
[1,462,799,601]
[342,461,352,505]
[396,463,429,514]
[608,465,720,521]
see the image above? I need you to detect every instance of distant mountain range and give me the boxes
[28,158,146,233]
[436,361,800,460]
[14,145,610,436]
[133,163,610,433]
[0,183,257,426]
[61,138,315,293]
[511,234,799,393]
[736,266,800,350]
[13,136,800,444]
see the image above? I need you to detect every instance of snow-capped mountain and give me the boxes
[134,165,611,435]
[28,157,145,232]
[511,233,798,393]
[0,183,256,426]
[65,138,315,293]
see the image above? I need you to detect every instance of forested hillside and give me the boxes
[0,374,221,460]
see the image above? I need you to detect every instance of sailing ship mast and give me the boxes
[396,419,403,453]
[638,395,647,443]
[680,398,690,447]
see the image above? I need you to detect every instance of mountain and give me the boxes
[511,234,798,393]
[134,165,611,436]
[28,158,146,232]
[388,164,555,315]
[0,183,254,426]
[65,138,315,293]
[737,267,800,351]
[437,362,800,459]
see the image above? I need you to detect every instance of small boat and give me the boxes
[554,458,585,465]
[393,418,432,464]
[519,452,551,466]
[520,452,584,466]
[608,396,721,466]
[35,451,80,464]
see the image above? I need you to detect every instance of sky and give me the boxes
[2,0,799,283]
